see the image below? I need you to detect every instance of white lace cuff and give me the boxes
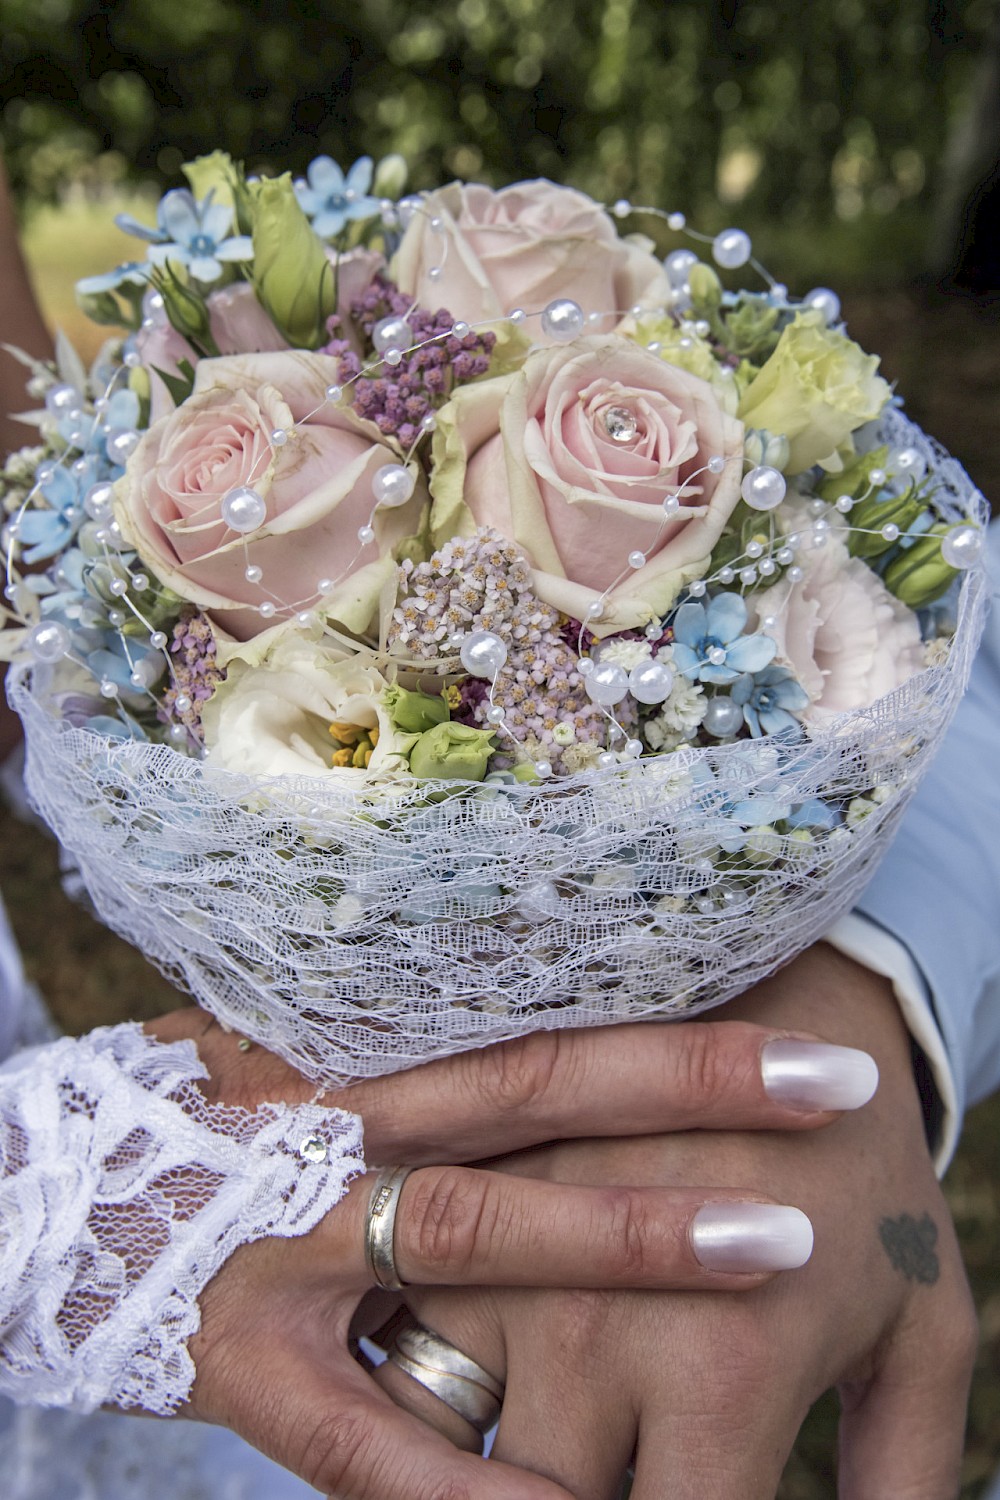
[0,1023,365,1415]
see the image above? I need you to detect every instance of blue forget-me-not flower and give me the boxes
[671,593,776,685]
[731,665,809,737]
[114,190,253,283]
[294,156,380,238]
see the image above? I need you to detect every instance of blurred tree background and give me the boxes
[1,0,998,287]
[0,2,999,1494]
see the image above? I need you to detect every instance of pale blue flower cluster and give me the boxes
[671,594,776,685]
[114,189,253,283]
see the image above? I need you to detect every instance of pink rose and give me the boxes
[747,517,925,721]
[393,181,669,340]
[114,351,427,641]
[139,250,383,421]
[430,337,745,632]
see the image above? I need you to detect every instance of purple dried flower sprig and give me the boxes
[321,274,496,449]
[157,609,226,741]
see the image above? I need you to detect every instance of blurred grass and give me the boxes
[3,204,1000,1496]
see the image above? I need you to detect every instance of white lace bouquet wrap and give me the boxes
[11,411,987,1086]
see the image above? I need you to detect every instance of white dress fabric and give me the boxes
[0,891,360,1498]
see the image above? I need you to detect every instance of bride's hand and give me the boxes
[147,1009,873,1498]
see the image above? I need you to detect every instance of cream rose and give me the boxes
[114,351,427,641]
[201,632,412,780]
[747,517,925,722]
[393,180,669,339]
[738,312,891,474]
[429,337,744,633]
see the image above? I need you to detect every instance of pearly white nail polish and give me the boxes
[761,1039,879,1112]
[691,1203,814,1272]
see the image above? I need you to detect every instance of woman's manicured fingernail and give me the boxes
[761,1039,879,1112]
[691,1203,814,1272]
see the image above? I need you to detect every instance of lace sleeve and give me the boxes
[0,1023,365,1416]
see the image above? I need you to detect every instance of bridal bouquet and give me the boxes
[1,153,988,1081]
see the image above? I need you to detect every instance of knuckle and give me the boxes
[407,1166,499,1277]
[675,1024,745,1115]
[543,1288,619,1355]
[600,1186,654,1282]
[299,1406,376,1494]
[474,1030,566,1119]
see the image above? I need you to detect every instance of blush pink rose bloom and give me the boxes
[114,351,427,641]
[138,250,383,421]
[747,517,925,721]
[393,180,670,341]
[430,337,745,633]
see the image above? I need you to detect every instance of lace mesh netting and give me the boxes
[0,1024,364,1414]
[9,412,990,1087]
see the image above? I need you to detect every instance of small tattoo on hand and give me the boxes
[878,1212,940,1285]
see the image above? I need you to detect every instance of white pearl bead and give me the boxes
[776,546,794,565]
[371,464,415,508]
[325,384,343,401]
[84,482,114,519]
[508,307,526,324]
[707,455,727,474]
[108,610,125,626]
[662,494,680,515]
[168,723,188,745]
[451,321,470,337]
[612,198,631,217]
[373,315,410,353]
[739,566,758,585]
[270,427,288,446]
[106,429,141,465]
[712,228,752,269]
[258,600,276,618]
[586,599,605,619]
[745,540,764,559]
[628,550,646,569]
[584,662,629,705]
[598,751,618,769]
[687,579,707,598]
[869,467,887,486]
[27,620,70,663]
[702,697,744,737]
[99,678,119,698]
[835,494,854,514]
[667,212,686,231]
[460,629,508,677]
[357,523,376,544]
[44,382,80,416]
[664,248,698,287]
[577,658,595,677]
[787,565,804,583]
[384,348,403,366]
[109,578,127,597]
[540,298,585,342]
[707,645,727,666]
[174,693,192,713]
[149,630,168,650]
[758,558,776,577]
[486,704,505,724]
[881,522,900,542]
[629,658,674,704]
[802,287,841,324]
[892,447,926,480]
[941,524,983,570]
[623,738,643,758]
[717,566,735,585]
[130,573,149,591]
[741,465,786,511]
[245,563,263,583]
[535,760,553,778]
[221,486,267,533]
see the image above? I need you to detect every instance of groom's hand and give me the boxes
[397,945,977,1499]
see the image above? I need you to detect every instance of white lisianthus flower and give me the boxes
[201,630,414,779]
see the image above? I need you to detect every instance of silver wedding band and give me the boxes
[372,1308,504,1435]
[363,1165,414,1290]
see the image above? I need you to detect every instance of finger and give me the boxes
[329,1023,878,1165]
[216,1338,578,1500]
[489,1291,637,1500]
[628,1335,807,1500]
[332,1166,815,1289]
[836,1287,977,1498]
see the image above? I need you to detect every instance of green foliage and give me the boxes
[0,0,995,286]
